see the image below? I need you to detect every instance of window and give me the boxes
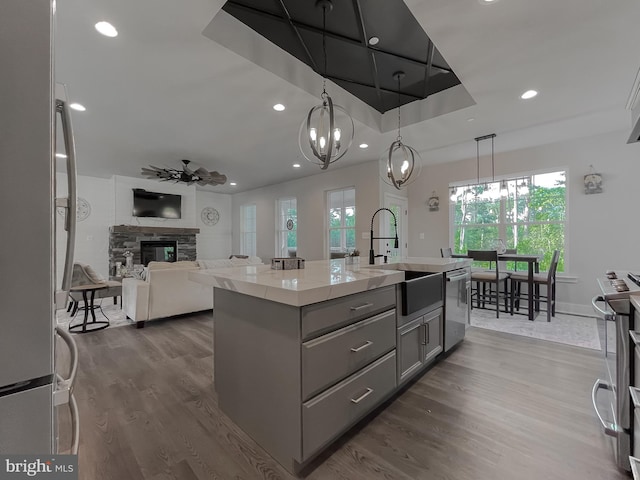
[240,204,256,256]
[327,187,356,255]
[450,170,566,272]
[276,197,297,257]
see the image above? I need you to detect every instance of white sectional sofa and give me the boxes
[122,257,262,327]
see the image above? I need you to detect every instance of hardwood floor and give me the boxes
[58,313,629,479]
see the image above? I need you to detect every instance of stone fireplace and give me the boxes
[109,225,199,275]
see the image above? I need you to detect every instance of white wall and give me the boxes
[55,175,115,285]
[231,161,384,261]
[55,174,232,281]
[196,191,232,259]
[406,129,640,313]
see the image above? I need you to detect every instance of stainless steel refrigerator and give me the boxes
[0,0,79,455]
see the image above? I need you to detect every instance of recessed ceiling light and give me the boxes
[69,103,86,111]
[55,153,67,159]
[293,163,301,168]
[467,118,475,122]
[273,103,285,111]
[95,21,118,38]
[368,37,379,46]
[229,182,237,186]
[521,89,538,100]
[479,0,499,4]
[359,143,369,149]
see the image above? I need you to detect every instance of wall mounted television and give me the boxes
[132,189,182,219]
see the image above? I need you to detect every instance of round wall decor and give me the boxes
[201,207,220,226]
[56,196,91,222]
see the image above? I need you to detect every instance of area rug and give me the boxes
[56,302,131,329]
[470,308,601,350]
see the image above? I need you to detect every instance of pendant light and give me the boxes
[474,133,497,200]
[381,71,422,190]
[298,0,354,170]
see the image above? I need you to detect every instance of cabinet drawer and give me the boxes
[302,351,396,460]
[302,309,396,400]
[301,286,396,340]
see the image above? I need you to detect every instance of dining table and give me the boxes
[452,252,541,320]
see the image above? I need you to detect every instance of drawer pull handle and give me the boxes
[350,388,374,404]
[350,303,374,311]
[350,340,373,352]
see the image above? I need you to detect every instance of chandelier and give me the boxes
[381,71,421,190]
[298,0,354,170]
[141,160,227,186]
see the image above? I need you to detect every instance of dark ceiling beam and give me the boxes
[422,40,435,98]
[352,0,382,104]
[274,0,318,72]
[326,73,423,100]
[224,1,453,74]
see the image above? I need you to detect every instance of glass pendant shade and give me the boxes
[299,91,354,170]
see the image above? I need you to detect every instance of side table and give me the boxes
[68,284,109,333]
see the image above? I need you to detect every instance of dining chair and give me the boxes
[509,250,560,322]
[468,249,510,318]
[440,247,452,258]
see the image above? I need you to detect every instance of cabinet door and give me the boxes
[423,308,443,363]
[397,317,424,384]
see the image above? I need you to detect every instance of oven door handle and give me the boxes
[591,379,621,437]
[591,295,614,321]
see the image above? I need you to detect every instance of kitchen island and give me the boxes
[190,257,471,473]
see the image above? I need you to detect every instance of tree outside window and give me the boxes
[451,171,565,272]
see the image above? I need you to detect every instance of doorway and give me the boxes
[383,193,408,258]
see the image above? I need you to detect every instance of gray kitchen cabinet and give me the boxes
[214,286,399,473]
[397,307,443,385]
[398,317,424,383]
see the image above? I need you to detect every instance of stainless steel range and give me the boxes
[592,270,640,472]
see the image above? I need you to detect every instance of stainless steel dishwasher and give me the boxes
[444,267,471,352]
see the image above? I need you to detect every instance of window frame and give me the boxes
[449,169,567,272]
[240,203,257,256]
[326,187,356,257]
[275,197,297,258]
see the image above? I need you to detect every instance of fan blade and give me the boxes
[207,172,227,185]
[194,167,209,178]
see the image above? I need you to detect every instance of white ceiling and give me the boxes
[54,0,640,193]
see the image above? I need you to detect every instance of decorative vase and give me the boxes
[123,251,134,269]
[493,239,506,254]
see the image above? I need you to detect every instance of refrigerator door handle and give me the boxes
[54,327,80,455]
[68,393,80,455]
[55,326,78,391]
[55,94,77,293]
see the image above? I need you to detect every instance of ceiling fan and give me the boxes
[141,159,227,187]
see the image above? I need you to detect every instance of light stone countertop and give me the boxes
[189,257,472,307]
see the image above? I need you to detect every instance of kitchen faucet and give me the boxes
[369,207,399,264]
